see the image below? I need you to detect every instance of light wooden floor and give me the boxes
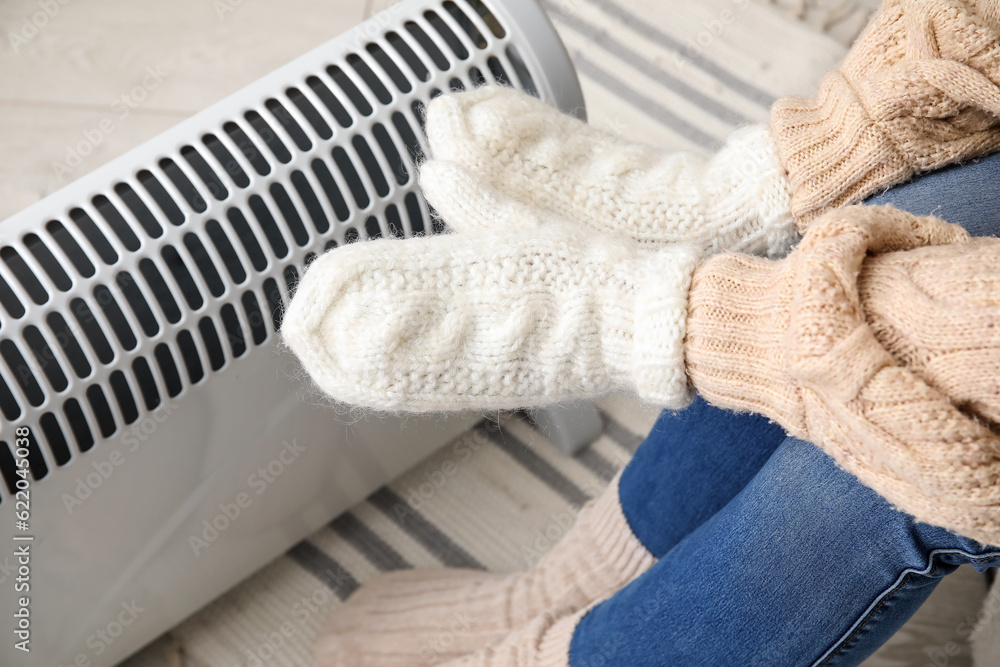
[0,0,401,222]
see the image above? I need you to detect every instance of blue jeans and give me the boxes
[569,153,1000,666]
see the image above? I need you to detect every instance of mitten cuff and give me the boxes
[770,71,911,231]
[632,246,702,409]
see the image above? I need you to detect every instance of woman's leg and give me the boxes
[864,151,1000,238]
[570,436,1000,666]
[618,398,787,557]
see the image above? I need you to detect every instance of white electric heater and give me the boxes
[0,1,583,664]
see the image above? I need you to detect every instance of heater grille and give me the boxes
[0,0,542,505]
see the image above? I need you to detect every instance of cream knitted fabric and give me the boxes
[860,238,1000,426]
[281,221,701,412]
[423,85,798,258]
[438,605,588,667]
[685,205,1000,546]
[771,0,1000,228]
[315,473,650,667]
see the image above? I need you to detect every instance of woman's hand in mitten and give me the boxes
[860,237,1000,427]
[282,218,701,413]
[685,204,1000,545]
[423,0,1000,248]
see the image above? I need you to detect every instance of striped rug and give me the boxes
[121,1,990,666]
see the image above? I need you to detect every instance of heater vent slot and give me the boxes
[311,159,351,222]
[198,317,226,372]
[64,397,94,452]
[69,208,119,265]
[70,298,114,365]
[93,284,138,351]
[223,122,271,177]
[137,170,186,226]
[117,271,160,337]
[20,428,49,480]
[327,65,374,117]
[270,184,310,247]
[226,209,268,273]
[0,442,19,497]
[183,234,226,298]
[114,183,165,238]
[154,343,183,398]
[220,303,246,359]
[47,220,96,278]
[291,171,331,234]
[181,146,229,202]
[387,31,431,82]
[353,135,390,198]
[487,56,511,86]
[1,339,44,407]
[203,134,251,188]
[205,221,247,285]
[405,21,450,71]
[132,357,160,411]
[23,325,68,393]
[24,234,72,292]
[249,195,289,259]
[86,384,116,438]
[470,65,486,86]
[1,246,47,305]
[161,246,204,311]
[347,54,393,105]
[307,75,354,129]
[0,372,20,420]
[392,111,424,164]
[46,312,92,379]
[263,278,284,330]
[425,10,469,60]
[39,412,71,466]
[176,330,204,384]
[333,147,370,209]
[265,99,312,152]
[286,87,333,140]
[446,1,487,48]
[465,0,505,38]
[241,291,267,345]
[245,111,292,164]
[366,43,412,94]
[138,259,182,324]
[386,204,405,238]
[93,196,142,251]
[160,159,208,213]
[283,266,299,295]
[109,369,139,425]
[406,191,426,235]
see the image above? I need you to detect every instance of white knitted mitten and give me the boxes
[423,86,797,258]
[281,221,700,412]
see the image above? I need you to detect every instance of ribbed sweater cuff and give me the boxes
[770,71,911,231]
[535,605,595,667]
[589,472,658,581]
